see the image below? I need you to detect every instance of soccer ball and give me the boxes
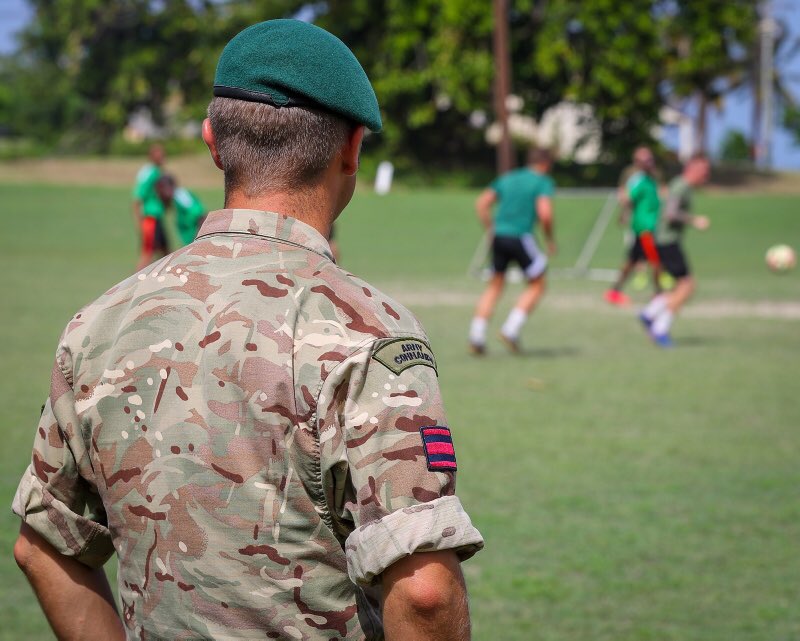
[765,244,796,272]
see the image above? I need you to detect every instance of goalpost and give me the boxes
[466,189,619,282]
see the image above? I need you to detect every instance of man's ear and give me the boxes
[341,125,365,177]
[202,118,224,171]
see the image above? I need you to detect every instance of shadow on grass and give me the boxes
[520,346,582,359]
[675,335,721,348]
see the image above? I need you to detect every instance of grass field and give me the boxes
[1,181,799,640]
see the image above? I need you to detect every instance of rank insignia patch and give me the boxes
[419,426,457,472]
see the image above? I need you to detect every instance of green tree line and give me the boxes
[0,0,772,167]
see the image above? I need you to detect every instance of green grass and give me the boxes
[1,183,799,640]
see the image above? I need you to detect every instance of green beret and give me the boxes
[214,19,382,132]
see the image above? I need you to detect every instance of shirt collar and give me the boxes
[196,209,334,261]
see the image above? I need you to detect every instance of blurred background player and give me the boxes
[639,153,711,347]
[132,144,168,269]
[469,147,556,355]
[605,146,662,306]
[155,174,207,246]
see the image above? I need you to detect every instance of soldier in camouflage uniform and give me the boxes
[13,19,483,641]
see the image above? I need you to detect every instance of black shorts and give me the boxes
[626,232,658,264]
[153,217,168,253]
[491,234,548,279]
[657,242,690,278]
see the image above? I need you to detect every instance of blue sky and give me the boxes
[1,0,798,169]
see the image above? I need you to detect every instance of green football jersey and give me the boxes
[626,171,660,234]
[174,187,205,245]
[132,163,165,219]
[490,168,555,238]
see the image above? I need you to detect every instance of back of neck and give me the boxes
[224,188,334,238]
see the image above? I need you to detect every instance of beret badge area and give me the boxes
[213,19,383,131]
[419,426,457,472]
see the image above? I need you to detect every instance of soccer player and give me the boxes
[604,146,662,306]
[639,153,711,347]
[469,147,556,355]
[155,174,207,245]
[132,144,169,269]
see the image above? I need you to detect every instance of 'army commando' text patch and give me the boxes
[372,338,437,376]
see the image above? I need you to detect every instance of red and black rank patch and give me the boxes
[419,426,457,472]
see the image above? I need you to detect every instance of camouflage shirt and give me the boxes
[13,209,484,641]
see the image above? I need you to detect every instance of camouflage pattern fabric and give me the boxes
[13,209,483,641]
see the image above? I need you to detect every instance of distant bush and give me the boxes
[719,129,752,164]
[0,137,49,160]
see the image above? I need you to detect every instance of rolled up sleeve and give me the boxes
[12,356,113,568]
[345,495,483,586]
[317,335,484,586]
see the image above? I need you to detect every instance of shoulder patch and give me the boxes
[372,338,437,376]
[419,426,457,471]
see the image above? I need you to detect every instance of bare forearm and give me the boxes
[15,525,124,641]
[132,201,143,224]
[669,212,693,225]
[541,219,554,242]
[475,189,497,232]
[477,207,492,231]
[618,203,631,225]
[382,551,471,641]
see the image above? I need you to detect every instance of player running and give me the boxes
[132,144,169,269]
[469,147,556,355]
[155,174,207,245]
[605,146,662,306]
[639,153,711,347]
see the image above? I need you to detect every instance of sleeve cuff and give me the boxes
[345,495,484,586]
[12,466,114,569]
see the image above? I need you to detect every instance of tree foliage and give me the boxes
[317,0,496,169]
[783,106,800,147]
[719,129,752,163]
[0,0,764,165]
[2,0,303,149]
[663,0,758,151]
[533,0,667,159]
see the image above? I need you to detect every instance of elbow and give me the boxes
[14,533,34,574]
[393,555,466,615]
[399,575,453,616]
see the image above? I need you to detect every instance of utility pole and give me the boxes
[493,0,514,174]
[759,0,777,168]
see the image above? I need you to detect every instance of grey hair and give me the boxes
[207,97,353,197]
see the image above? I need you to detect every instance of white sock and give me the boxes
[501,308,528,339]
[469,317,488,345]
[652,309,674,336]
[643,294,668,321]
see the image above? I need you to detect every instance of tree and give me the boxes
[317,0,498,170]
[664,0,758,153]
[533,0,667,160]
[7,0,304,150]
[719,129,751,163]
[320,0,668,168]
[783,106,800,147]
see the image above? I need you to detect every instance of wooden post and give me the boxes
[493,0,514,174]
